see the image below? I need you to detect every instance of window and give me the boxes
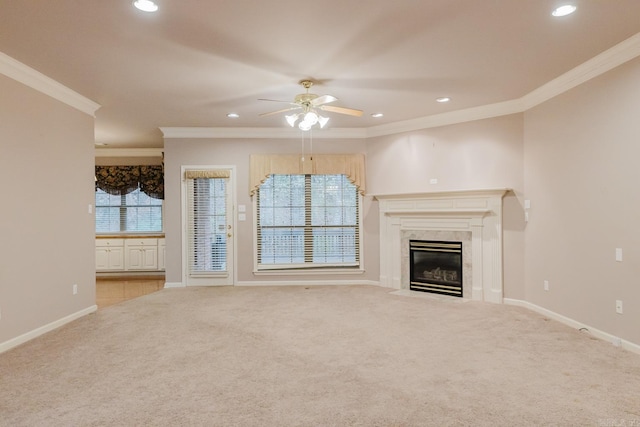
[95,187,163,233]
[256,174,360,269]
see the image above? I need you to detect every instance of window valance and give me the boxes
[249,154,366,196]
[95,165,164,200]
[184,169,231,179]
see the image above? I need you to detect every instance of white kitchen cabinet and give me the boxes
[158,238,166,270]
[95,239,125,271]
[125,238,158,270]
[96,236,165,272]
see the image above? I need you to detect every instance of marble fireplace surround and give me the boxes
[374,189,509,303]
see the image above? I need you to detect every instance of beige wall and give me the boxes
[523,56,640,345]
[366,115,526,299]
[163,138,379,285]
[95,156,162,166]
[0,75,96,345]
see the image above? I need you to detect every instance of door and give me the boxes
[183,167,234,286]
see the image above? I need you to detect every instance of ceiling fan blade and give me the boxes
[258,98,296,104]
[259,107,301,117]
[311,94,337,106]
[319,105,363,117]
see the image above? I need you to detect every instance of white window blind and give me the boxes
[186,173,228,276]
[256,174,359,269]
[95,187,162,233]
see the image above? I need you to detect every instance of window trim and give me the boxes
[253,174,364,274]
[180,165,237,287]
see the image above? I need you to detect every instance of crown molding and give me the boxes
[365,99,525,138]
[161,31,640,141]
[367,32,640,137]
[160,126,368,139]
[521,31,640,110]
[95,148,163,157]
[0,52,100,117]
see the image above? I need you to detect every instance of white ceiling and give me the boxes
[1,0,639,148]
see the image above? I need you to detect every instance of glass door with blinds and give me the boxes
[183,167,234,286]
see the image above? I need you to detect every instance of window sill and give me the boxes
[253,268,365,276]
[96,233,165,238]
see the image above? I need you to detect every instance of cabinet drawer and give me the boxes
[96,239,124,247]
[125,238,157,247]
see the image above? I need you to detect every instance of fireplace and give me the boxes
[409,240,463,297]
[374,189,508,303]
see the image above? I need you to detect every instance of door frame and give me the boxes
[180,165,236,286]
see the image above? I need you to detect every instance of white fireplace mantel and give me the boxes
[374,189,509,303]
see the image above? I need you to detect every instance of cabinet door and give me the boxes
[109,246,125,270]
[142,247,158,270]
[126,247,144,270]
[96,247,110,270]
[158,241,166,271]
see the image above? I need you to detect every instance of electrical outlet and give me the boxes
[543,280,549,291]
[616,300,623,314]
[429,178,438,185]
[73,284,78,295]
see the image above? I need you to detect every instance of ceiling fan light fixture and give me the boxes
[298,121,312,131]
[133,0,159,12]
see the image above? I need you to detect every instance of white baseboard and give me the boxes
[235,279,381,287]
[504,298,640,355]
[164,282,185,288]
[0,305,98,354]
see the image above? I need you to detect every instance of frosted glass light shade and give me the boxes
[285,114,299,127]
[304,111,319,125]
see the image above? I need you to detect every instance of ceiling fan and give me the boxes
[259,80,363,131]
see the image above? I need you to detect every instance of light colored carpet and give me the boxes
[1,285,639,426]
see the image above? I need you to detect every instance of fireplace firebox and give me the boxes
[409,240,463,297]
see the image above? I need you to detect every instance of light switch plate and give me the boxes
[615,248,623,262]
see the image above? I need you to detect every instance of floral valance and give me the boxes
[249,154,366,196]
[95,165,164,200]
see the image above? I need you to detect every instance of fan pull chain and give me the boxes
[301,130,305,162]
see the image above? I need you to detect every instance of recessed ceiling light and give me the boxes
[371,113,384,118]
[436,97,451,103]
[552,5,576,17]
[227,113,240,118]
[133,0,158,12]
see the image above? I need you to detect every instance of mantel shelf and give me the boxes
[381,209,492,216]
[372,188,510,201]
